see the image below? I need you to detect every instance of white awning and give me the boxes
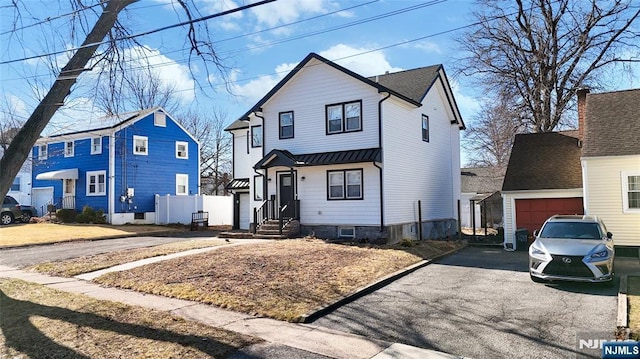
[36,168,78,180]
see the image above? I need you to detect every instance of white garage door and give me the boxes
[32,187,54,216]
[239,193,250,230]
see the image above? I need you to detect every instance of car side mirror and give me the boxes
[533,229,539,237]
[606,232,613,239]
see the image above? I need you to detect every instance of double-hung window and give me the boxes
[133,135,148,155]
[279,111,294,139]
[251,125,262,148]
[176,141,188,159]
[326,100,362,134]
[91,137,102,154]
[176,174,188,195]
[421,114,429,142]
[64,141,74,157]
[328,169,363,200]
[38,144,47,160]
[623,173,640,212]
[86,170,106,196]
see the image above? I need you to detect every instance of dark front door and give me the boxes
[279,173,294,219]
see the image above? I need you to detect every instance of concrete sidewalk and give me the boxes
[0,265,465,359]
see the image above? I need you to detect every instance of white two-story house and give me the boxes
[225,53,465,242]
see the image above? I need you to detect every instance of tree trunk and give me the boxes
[0,0,135,201]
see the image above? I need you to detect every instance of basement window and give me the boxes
[338,227,356,239]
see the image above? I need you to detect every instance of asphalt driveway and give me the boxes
[313,246,632,359]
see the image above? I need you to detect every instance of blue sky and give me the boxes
[1,0,639,164]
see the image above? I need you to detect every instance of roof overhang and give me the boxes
[226,178,250,190]
[254,148,382,170]
[36,168,78,180]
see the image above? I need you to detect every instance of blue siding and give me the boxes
[113,112,199,213]
[32,136,110,213]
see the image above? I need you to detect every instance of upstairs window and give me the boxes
[64,141,74,157]
[154,112,166,127]
[38,144,48,160]
[86,170,106,196]
[623,173,640,212]
[326,100,362,134]
[133,135,148,155]
[279,111,294,139]
[328,169,363,200]
[176,141,188,159]
[251,125,262,148]
[422,114,430,142]
[10,176,20,192]
[91,137,102,154]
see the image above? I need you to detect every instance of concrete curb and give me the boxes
[0,230,186,250]
[297,244,466,323]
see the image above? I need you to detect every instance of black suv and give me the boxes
[1,195,38,224]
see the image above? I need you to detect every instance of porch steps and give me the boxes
[219,220,299,240]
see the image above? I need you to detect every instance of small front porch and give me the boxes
[252,197,301,238]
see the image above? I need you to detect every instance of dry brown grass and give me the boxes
[628,276,640,340]
[29,239,227,277]
[0,278,261,358]
[95,239,464,322]
[0,223,183,247]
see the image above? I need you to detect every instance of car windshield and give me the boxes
[539,222,602,239]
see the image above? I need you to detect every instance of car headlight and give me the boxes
[529,243,549,260]
[587,245,610,262]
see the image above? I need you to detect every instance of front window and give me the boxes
[91,137,102,154]
[176,174,188,195]
[64,141,74,157]
[10,176,20,192]
[38,144,47,160]
[176,141,188,159]
[133,135,148,155]
[251,125,262,148]
[326,100,362,134]
[254,175,263,201]
[86,170,106,196]
[328,169,363,200]
[422,114,429,142]
[623,174,640,212]
[279,111,294,139]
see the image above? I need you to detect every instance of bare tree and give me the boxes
[457,0,640,132]
[463,95,526,171]
[0,0,273,200]
[176,108,232,195]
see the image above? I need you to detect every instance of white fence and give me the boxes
[155,194,233,226]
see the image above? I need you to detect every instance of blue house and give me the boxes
[31,107,200,224]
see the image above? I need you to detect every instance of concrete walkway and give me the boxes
[0,240,466,359]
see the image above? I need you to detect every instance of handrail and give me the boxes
[253,200,269,234]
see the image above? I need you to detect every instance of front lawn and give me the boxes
[93,239,464,322]
[628,276,640,340]
[0,278,261,358]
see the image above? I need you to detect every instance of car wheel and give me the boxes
[21,211,32,223]
[1,212,14,225]
[530,274,546,283]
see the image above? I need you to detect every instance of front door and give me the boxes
[278,173,294,219]
[63,179,76,209]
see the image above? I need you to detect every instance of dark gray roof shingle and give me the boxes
[502,132,582,191]
[368,65,441,104]
[461,167,505,194]
[582,88,640,157]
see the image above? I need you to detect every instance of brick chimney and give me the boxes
[577,88,590,141]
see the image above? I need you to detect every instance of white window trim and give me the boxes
[338,227,356,239]
[176,141,188,159]
[86,170,107,196]
[176,174,189,195]
[622,171,640,213]
[38,144,48,160]
[91,136,102,155]
[133,135,148,155]
[64,141,74,157]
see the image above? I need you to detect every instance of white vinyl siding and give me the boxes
[86,170,106,196]
[133,135,148,155]
[582,156,640,246]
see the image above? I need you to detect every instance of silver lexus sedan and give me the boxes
[529,215,614,283]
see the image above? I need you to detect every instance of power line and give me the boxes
[0,1,107,36]
[0,0,277,65]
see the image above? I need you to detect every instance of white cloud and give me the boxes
[251,0,329,27]
[1,94,29,121]
[231,62,297,104]
[319,44,402,77]
[449,78,481,123]
[414,40,442,54]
